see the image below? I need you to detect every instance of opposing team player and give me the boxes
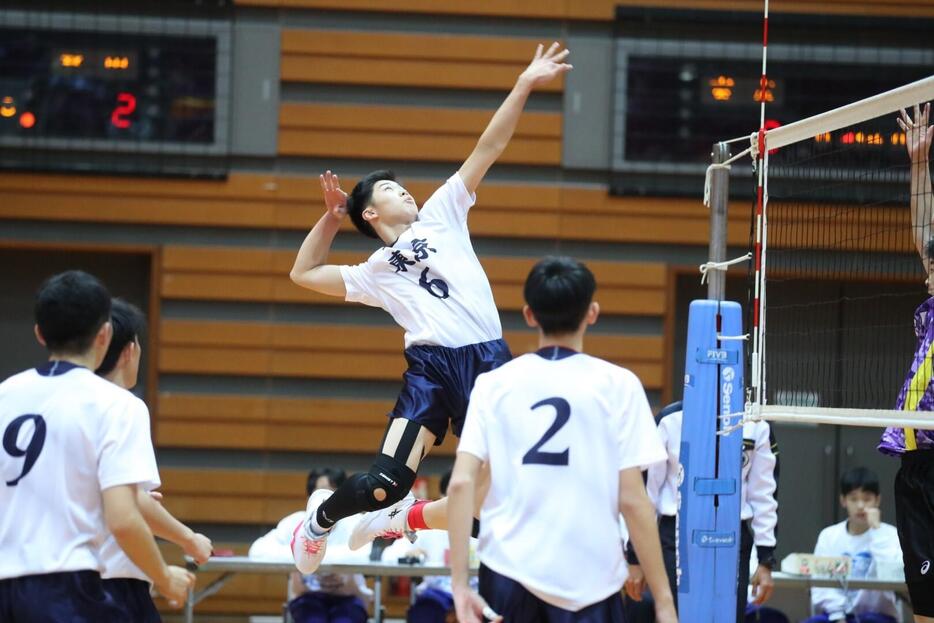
[95,298,212,622]
[448,256,677,623]
[0,271,192,621]
[288,42,572,573]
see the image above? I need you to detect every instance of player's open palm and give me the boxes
[898,103,933,162]
[453,587,501,623]
[519,42,572,89]
[320,170,348,219]
[157,565,195,608]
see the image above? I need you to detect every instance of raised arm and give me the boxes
[898,103,934,272]
[457,42,572,195]
[289,170,349,297]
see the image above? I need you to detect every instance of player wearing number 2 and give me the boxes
[0,270,193,621]
[287,42,572,575]
[448,257,677,623]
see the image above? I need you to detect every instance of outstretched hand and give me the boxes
[320,170,348,219]
[898,103,933,162]
[519,42,572,89]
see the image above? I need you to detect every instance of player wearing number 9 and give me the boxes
[448,256,679,623]
[0,270,193,622]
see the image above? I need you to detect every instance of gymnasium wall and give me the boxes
[0,0,930,617]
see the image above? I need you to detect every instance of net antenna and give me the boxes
[737,74,934,427]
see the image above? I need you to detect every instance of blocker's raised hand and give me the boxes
[519,42,572,89]
[898,103,933,162]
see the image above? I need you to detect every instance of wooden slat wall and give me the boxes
[279,102,562,165]
[160,245,668,316]
[281,30,564,92]
[2,171,901,250]
[238,0,934,18]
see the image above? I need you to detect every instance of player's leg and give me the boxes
[293,418,436,570]
[418,461,490,530]
[894,453,934,623]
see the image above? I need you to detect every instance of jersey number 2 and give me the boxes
[522,397,570,466]
[3,414,46,486]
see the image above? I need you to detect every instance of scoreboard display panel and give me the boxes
[0,12,229,158]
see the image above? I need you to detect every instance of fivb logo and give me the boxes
[721,365,736,427]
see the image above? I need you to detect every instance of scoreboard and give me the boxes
[0,12,230,158]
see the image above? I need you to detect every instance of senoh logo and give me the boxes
[721,365,735,426]
[922,561,931,575]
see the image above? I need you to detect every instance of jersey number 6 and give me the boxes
[523,397,570,466]
[3,414,47,486]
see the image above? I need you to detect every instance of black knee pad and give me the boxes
[351,454,417,511]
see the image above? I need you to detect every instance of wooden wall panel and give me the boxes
[160,245,667,316]
[157,319,665,389]
[281,30,563,92]
[279,102,561,165]
[155,392,461,454]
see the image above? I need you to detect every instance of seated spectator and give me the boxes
[249,467,373,623]
[804,467,902,623]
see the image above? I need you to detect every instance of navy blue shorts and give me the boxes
[103,577,162,622]
[391,338,511,445]
[0,570,126,622]
[478,564,624,623]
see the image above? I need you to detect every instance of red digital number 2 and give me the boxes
[111,92,136,129]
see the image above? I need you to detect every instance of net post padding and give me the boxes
[750,405,934,429]
[763,75,934,151]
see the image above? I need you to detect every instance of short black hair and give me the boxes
[306,467,347,496]
[347,170,396,240]
[34,270,112,355]
[524,256,596,335]
[926,238,934,262]
[840,466,880,496]
[96,298,146,376]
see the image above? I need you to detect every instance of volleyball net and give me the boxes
[737,76,934,428]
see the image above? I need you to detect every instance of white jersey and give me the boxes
[645,409,682,517]
[811,520,901,619]
[340,173,502,349]
[99,395,161,581]
[458,347,666,611]
[0,361,160,580]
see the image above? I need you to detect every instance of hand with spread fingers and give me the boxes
[898,103,933,163]
[518,41,572,89]
[319,170,348,220]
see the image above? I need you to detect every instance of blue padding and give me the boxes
[693,531,736,547]
[694,478,737,495]
[695,347,739,365]
[678,300,744,623]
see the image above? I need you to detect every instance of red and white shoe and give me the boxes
[348,492,419,550]
[290,489,332,574]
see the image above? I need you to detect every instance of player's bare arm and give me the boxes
[289,170,349,297]
[137,489,212,564]
[102,484,195,608]
[619,467,678,623]
[457,42,572,195]
[898,104,933,274]
[448,451,502,623]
